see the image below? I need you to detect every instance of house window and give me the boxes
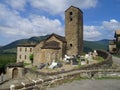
[25,48,27,52]
[19,55,21,59]
[25,55,27,60]
[30,48,32,52]
[20,48,22,52]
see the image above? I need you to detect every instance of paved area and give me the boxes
[112,56,120,65]
[48,79,120,90]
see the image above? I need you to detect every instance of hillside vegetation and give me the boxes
[0,35,109,54]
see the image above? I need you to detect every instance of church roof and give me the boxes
[44,33,66,43]
[41,41,61,49]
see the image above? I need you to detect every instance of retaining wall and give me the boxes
[0,50,114,90]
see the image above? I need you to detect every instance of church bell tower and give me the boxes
[65,6,83,56]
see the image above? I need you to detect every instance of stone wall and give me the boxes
[26,50,113,75]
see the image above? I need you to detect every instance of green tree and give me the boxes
[29,54,33,65]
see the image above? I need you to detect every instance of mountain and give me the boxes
[84,39,109,52]
[0,35,109,53]
[0,35,49,53]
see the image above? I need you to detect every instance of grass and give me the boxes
[23,62,31,66]
[96,56,104,62]
[95,76,120,80]
[0,53,16,68]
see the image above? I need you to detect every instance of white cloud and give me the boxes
[84,19,120,41]
[6,0,26,11]
[66,0,98,9]
[29,15,64,36]
[84,26,102,41]
[0,3,64,42]
[102,19,120,31]
[4,0,98,14]
[29,0,98,14]
[0,0,120,44]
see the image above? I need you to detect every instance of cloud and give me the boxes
[102,19,120,31]
[84,26,102,41]
[29,15,64,35]
[84,19,120,41]
[0,0,120,45]
[3,0,98,14]
[29,0,98,14]
[5,0,26,11]
[0,3,64,42]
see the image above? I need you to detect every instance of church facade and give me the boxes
[17,6,83,66]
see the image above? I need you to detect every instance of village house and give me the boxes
[17,6,83,66]
[109,30,120,54]
[17,44,36,63]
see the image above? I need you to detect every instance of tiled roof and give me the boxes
[109,40,116,45]
[41,41,61,49]
[18,44,36,47]
[45,33,66,43]
[7,62,23,68]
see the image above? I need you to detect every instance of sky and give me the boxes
[0,0,120,45]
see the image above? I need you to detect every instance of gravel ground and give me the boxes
[48,79,120,90]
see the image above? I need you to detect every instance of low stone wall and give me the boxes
[25,50,113,76]
[1,69,120,90]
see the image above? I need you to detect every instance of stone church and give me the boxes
[17,6,83,66]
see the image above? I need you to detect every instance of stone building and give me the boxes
[65,6,83,55]
[109,40,116,53]
[6,62,24,79]
[34,33,66,65]
[17,44,36,63]
[109,30,120,53]
[17,6,83,66]
[115,30,120,43]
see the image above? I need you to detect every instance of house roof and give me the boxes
[41,41,61,49]
[109,40,116,45]
[65,5,83,14]
[44,33,66,43]
[18,44,36,47]
[7,62,23,68]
